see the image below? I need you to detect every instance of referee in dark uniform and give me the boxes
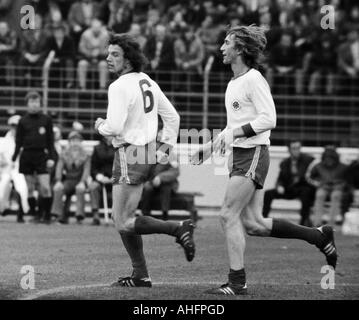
[12,91,55,223]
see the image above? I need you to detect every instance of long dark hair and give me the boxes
[108,33,148,72]
[226,25,267,70]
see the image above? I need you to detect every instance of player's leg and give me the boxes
[241,189,337,269]
[0,173,12,214]
[262,188,281,218]
[89,180,101,225]
[25,174,38,221]
[329,187,343,226]
[11,173,30,214]
[206,175,256,295]
[37,173,53,223]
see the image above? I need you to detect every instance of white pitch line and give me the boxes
[20,281,359,300]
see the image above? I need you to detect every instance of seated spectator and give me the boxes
[46,22,76,88]
[342,153,359,213]
[307,33,337,95]
[337,29,359,95]
[144,24,176,90]
[141,131,180,220]
[52,131,91,224]
[77,19,109,90]
[307,146,348,226]
[88,136,115,226]
[18,14,49,87]
[107,1,133,33]
[0,21,17,86]
[0,115,29,222]
[267,32,302,94]
[175,25,204,76]
[128,23,147,50]
[263,140,316,226]
[67,0,101,47]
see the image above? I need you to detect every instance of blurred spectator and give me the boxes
[267,32,302,94]
[67,0,102,46]
[345,5,359,31]
[88,136,114,225]
[0,21,17,86]
[337,29,359,95]
[174,25,204,76]
[197,14,226,61]
[141,131,180,220]
[52,131,91,224]
[0,0,12,12]
[18,15,49,87]
[307,33,337,95]
[144,23,176,90]
[72,121,85,133]
[168,7,188,39]
[263,140,316,226]
[307,146,348,226]
[128,23,147,50]
[184,0,206,28]
[50,125,63,183]
[77,19,109,90]
[46,22,76,88]
[12,91,55,224]
[143,7,161,37]
[0,115,29,222]
[105,0,133,33]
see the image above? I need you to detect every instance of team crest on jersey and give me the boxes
[232,100,241,111]
[39,127,46,135]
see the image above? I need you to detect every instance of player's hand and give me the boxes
[277,185,285,194]
[46,159,55,169]
[152,176,161,187]
[102,176,112,184]
[95,118,105,132]
[96,173,105,183]
[190,142,212,165]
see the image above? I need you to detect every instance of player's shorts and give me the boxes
[19,149,49,175]
[228,145,270,189]
[112,142,158,185]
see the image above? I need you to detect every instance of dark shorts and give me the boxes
[228,145,270,189]
[112,142,158,185]
[19,149,48,175]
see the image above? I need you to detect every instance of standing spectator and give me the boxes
[262,140,316,226]
[18,15,49,87]
[184,0,206,28]
[46,22,76,88]
[144,24,176,90]
[11,91,55,224]
[77,19,109,90]
[337,29,359,95]
[88,136,115,225]
[128,23,147,50]
[52,131,91,224]
[267,32,301,94]
[307,147,348,226]
[0,21,17,86]
[0,115,29,222]
[67,0,101,47]
[307,33,337,95]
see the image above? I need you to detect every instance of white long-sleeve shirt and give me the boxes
[220,68,276,148]
[98,72,180,147]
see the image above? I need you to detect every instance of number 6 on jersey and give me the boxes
[139,79,154,114]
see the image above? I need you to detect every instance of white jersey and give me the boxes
[222,68,276,148]
[98,72,180,147]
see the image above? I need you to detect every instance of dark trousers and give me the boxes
[263,185,315,225]
[141,182,173,216]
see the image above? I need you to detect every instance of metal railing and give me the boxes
[0,59,359,147]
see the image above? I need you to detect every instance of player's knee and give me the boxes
[89,181,100,192]
[78,60,88,68]
[53,183,64,193]
[39,186,51,198]
[114,216,133,233]
[242,218,264,236]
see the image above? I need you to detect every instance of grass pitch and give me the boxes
[0,214,358,300]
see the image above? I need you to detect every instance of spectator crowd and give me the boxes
[0,0,359,94]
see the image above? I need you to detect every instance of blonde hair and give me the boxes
[226,25,267,69]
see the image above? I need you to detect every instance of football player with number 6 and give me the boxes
[95,34,195,288]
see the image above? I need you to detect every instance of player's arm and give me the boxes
[157,88,180,152]
[97,83,129,136]
[11,120,24,162]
